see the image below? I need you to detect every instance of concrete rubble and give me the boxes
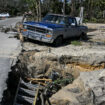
[50,69,105,105]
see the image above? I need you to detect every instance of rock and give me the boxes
[99,70,105,82]
[50,69,105,105]
[99,70,105,78]
[50,78,94,105]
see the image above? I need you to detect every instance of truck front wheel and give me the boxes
[53,36,63,47]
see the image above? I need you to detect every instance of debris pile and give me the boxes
[13,71,73,105]
[13,78,51,105]
[1,63,74,105]
[50,69,105,105]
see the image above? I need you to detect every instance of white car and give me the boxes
[0,13,10,18]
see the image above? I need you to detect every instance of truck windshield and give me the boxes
[42,15,68,25]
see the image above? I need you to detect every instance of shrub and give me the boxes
[71,41,82,46]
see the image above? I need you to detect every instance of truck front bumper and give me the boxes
[22,31,54,44]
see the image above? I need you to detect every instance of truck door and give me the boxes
[70,18,80,37]
[64,17,74,38]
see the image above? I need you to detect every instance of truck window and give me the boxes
[68,18,72,25]
[69,18,77,26]
[42,15,54,22]
[43,15,69,25]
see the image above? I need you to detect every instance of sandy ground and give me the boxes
[87,23,105,43]
[85,23,105,29]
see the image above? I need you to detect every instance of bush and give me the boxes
[90,18,97,23]
[84,18,105,23]
[96,19,105,23]
[71,41,82,46]
[83,19,89,23]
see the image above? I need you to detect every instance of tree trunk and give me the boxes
[87,0,94,19]
[70,0,76,16]
[39,0,42,21]
[63,0,66,15]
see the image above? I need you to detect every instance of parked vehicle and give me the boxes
[22,14,88,46]
[0,13,10,18]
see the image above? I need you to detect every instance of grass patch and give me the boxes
[71,41,82,46]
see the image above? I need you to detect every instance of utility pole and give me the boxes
[63,0,66,15]
[80,7,84,24]
[103,10,105,18]
[39,0,42,21]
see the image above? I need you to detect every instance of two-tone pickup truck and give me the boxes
[22,14,88,46]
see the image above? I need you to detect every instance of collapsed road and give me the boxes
[0,17,22,104]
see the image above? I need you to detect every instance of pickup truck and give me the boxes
[22,14,88,46]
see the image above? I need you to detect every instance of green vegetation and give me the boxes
[71,41,82,46]
[0,0,105,23]
[83,0,105,23]
[54,78,74,86]
[24,0,105,23]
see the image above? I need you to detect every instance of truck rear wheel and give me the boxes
[80,33,87,40]
[53,36,63,47]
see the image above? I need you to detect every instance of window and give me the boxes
[69,18,77,26]
[68,18,73,25]
[43,15,68,25]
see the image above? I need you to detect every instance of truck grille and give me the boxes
[27,25,47,34]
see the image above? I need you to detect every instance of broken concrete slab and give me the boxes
[0,17,22,103]
[50,69,105,105]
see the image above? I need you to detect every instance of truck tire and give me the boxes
[80,33,87,40]
[53,36,63,47]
